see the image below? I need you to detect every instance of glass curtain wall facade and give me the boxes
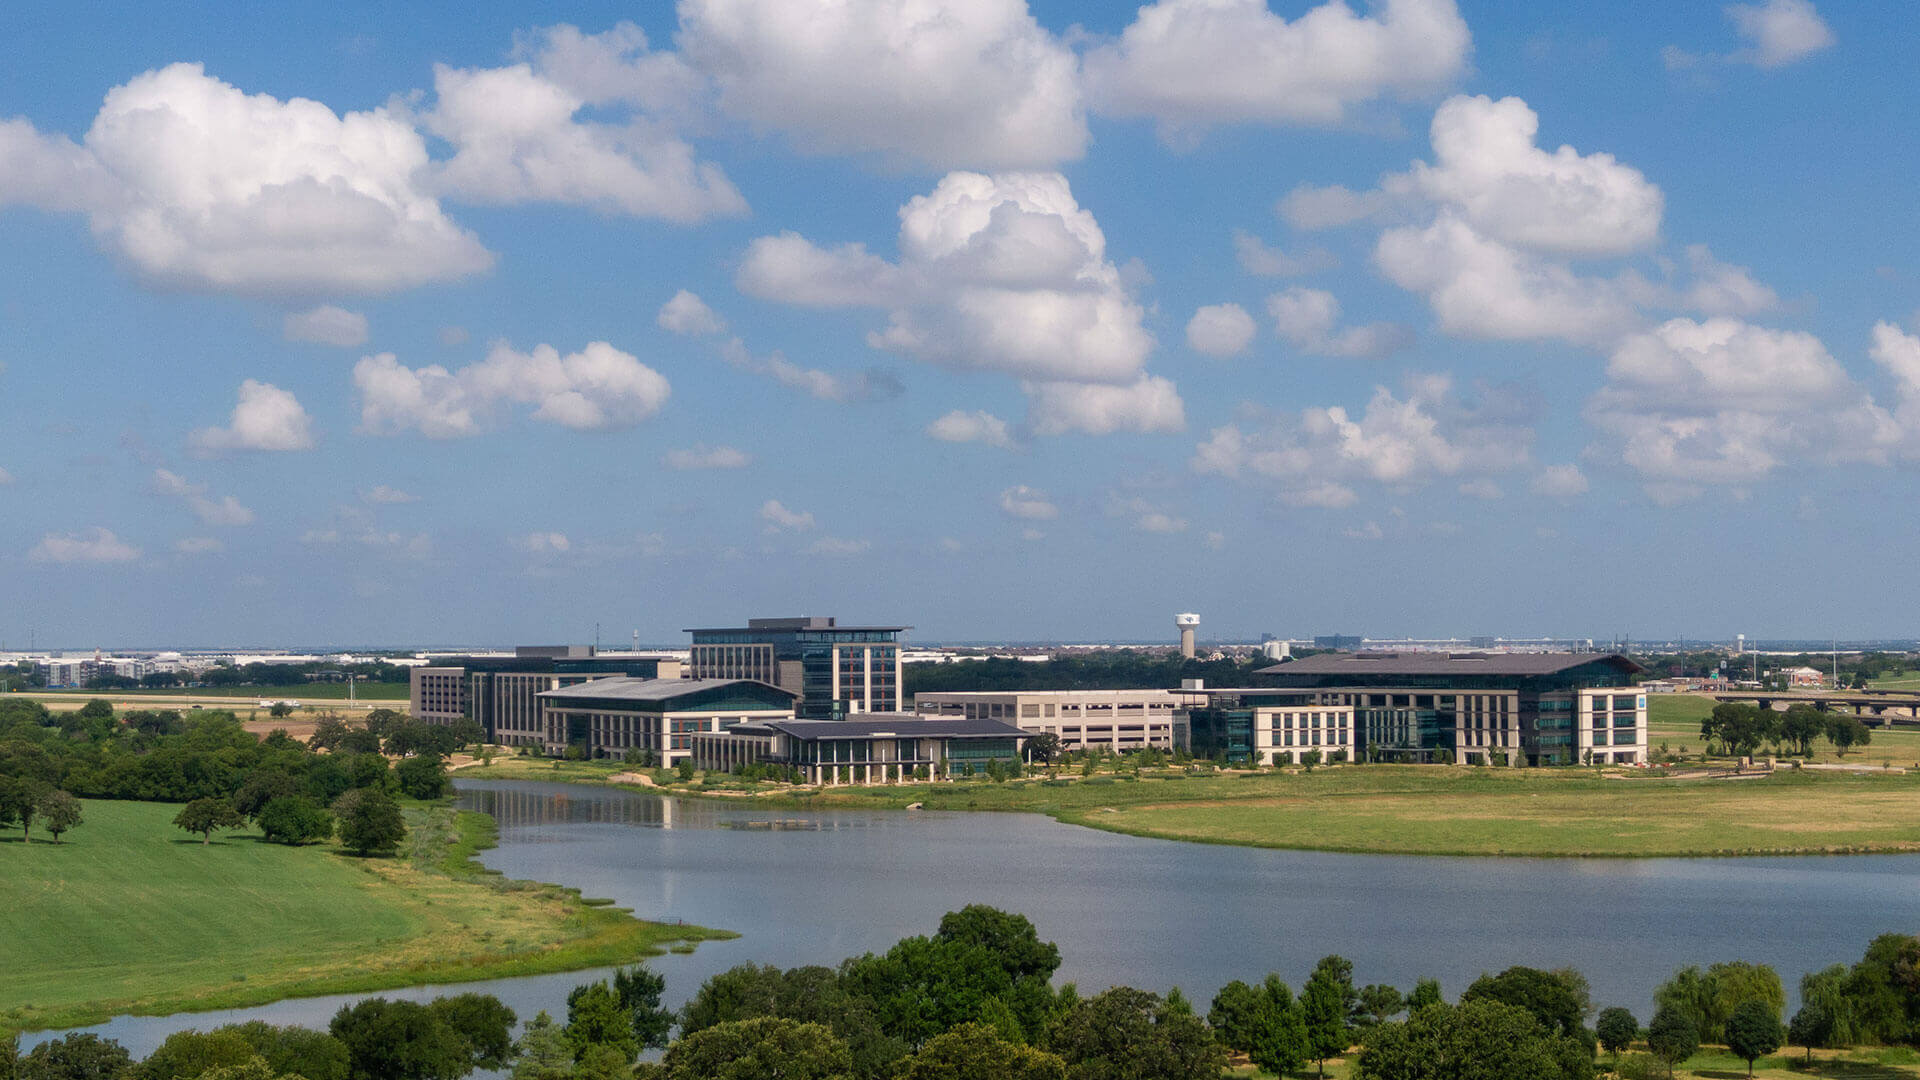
[688,618,907,720]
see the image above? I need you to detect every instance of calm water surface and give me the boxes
[36,778,1920,1055]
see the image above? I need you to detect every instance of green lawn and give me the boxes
[0,799,726,1035]
[1649,693,1920,766]
[466,759,1920,858]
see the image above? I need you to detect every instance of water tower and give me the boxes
[1174,612,1200,659]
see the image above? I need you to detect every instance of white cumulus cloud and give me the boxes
[1083,0,1471,142]
[189,380,316,455]
[760,499,816,531]
[927,410,1016,448]
[665,444,752,469]
[1233,230,1337,277]
[284,305,369,347]
[1530,464,1590,497]
[657,290,727,336]
[354,341,669,438]
[1186,303,1256,357]
[151,468,255,526]
[31,527,141,564]
[1669,0,1835,69]
[1267,287,1412,359]
[998,485,1058,520]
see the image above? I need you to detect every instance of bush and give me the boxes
[258,796,332,845]
[394,755,449,800]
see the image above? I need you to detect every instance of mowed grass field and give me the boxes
[1648,693,1920,765]
[469,758,1920,858]
[0,799,724,1034]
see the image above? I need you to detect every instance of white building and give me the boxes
[912,688,1207,753]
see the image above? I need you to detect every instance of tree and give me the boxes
[1463,967,1586,1039]
[1787,1000,1831,1064]
[1778,705,1826,757]
[138,1030,257,1080]
[427,995,517,1071]
[219,1023,350,1080]
[1595,1007,1638,1059]
[898,1023,1066,1080]
[1701,703,1775,758]
[328,995,514,1080]
[1354,999,1590,1080]
[566,982,638,1064]
[1302,956,1357,1076]
[395,756,449,800]
[1408,978,1444,1013]
[332,788,405,857]
[257,796,333,845]
[510,1013,573,1080]
[269,703,295,719]
[1044,987,1225,1080]
[1356,984,1406,1030]
[37,789,82,842]
[655,1018,851,1080]
[1724,999,1783,1078]
[15,1033,134,1080]
[174,798,245,844]
[233,771,303,820]
[1248,977,1310,1080]
[309,716,352,752]
[1644,1006,1699,1079]
[0,777,52,842]
[1206,981,1262,1053]
[1651,963,1782,1045]
[1827,715,1870,756]
[1027,733,1062,768]
[612,966,674,1052]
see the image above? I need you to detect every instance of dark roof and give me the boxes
[747,714,1028,740]
[1256,652,1645,677]
[682,625,911,634]
[538,677,797,704]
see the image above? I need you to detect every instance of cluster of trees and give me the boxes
[71,661,417,692]
[1700,702,1871,758]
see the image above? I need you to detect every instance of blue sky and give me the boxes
[2,0,1916,648]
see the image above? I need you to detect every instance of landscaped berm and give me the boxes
[0,799,727,1035]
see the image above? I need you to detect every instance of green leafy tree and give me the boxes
[328,995,515,1080]
[1248,977,1310,1079]
[655,1018,851,1080]
[1408,978,1444,1013]
[37,789,82,841]
[332,788,405,857]
[1354,999,1590,1080]
[566,982,638,1063]
[1777,705,1826,757]
[1206,981,1262,1053]
[269,703,295,719]
[1595,1007,1638,1059]
[1463,967,1587,1038]
[1027,733,1062,767]
[1044,987,1225,1080]
[1787,1000,1830,1064]
[1724,1000,1783,1078]
[1826,715,1870,756]
[308,716,351,752]
[1356,984,1406,1029]
[1794,964,1857,1049]
[1702,703,1776,758]
[138,1031,257,1080]
[0,777,53,842]
[1651,967,1721,1044]
[898,1023,1066,1080]
[613,966,674,1051]
[1644,1006,1699,1079]
[395,756,449,800]
[174,798,245,844]
[257,796,333,845]
[1301,956,1357,1076]
[509,1013,572,1080]
[233,771,303,820]
[1839,934,1919,1044]
[16,1033,134,1080]
[219,1022,350,1080]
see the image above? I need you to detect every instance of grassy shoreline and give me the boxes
[459,756,1920,859]
[1,798,730,1036]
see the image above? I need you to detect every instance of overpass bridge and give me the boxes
[1702,689,1920,725]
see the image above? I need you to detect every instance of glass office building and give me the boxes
[685,617,908,720]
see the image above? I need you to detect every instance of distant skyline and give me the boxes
[3,1,1917,645]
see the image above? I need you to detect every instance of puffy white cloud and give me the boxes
[31,527,141,563]
[657,290,726,336]
[1267,286,1412,359]
[1186,303,1256,357]
[926,410,1016,448]
[1728,0,1835,67]
[740,170,1179,434]
[422,62,745,223]
[1279,183,1397,230]
[1586,318,1899,486]
[1402,95,1663,257]
[760,499,816,531]
[354,341,669,437]
[717,337,901,402]
[1083,0,1471,141]
[1678,245,1779,317]
[2,64,492,295]
[515,531,571,553]
[174,536,224,555]
[1192,374,1533,502]
[1233,230,1336,277]
[806,536,871,556]
[1023,375,1186,436]
[665,444,751,469]
[1530,464,1590,497]
[998,485,1058,520]
[189,380,316,455]
[677,0,1086,169]
[515,22,706,118]
[285,304,369,347]
[151,468,255,526]
[1375,216,1641,345]
[363,484,419,504]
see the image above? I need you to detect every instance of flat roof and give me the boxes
[683,626,911,634]
[1257,652,1644,677]
[744,714,1028,740]
[538,677,797,703]
[915,688,1193,698]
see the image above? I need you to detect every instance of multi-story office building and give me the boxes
[1255,652,1647,766]
[685,617,908,720]
[535,677,798,764]
[912,689,1203,752]
[1184,690,1357,765]
[689,714,1027,784]
[410,646,682,746]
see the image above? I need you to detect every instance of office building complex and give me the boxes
[913,689,1202,752]
[410,646,682,746]
[1184,690,1357,765]
[1255,652,1647,766]
[685,617,908,720]
[536,677,798,764]
[689,714,1027,785]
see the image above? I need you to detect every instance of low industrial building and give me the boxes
[409,645,682,746]
[1255,652,1647,766]
[689,714,1027,784]
[1184,690,1357,765]
[536,677,799,764]
[912,689,1203,752]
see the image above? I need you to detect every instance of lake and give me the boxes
[32,777,1920,1055]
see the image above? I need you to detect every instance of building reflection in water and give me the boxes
[456,782,890,837]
